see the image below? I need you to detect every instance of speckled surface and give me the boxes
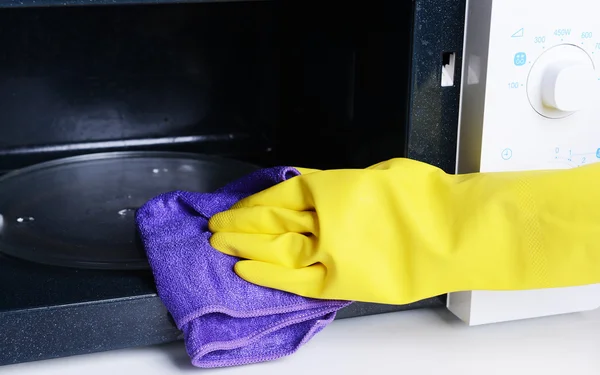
[0,249,444,365]
[0,295,182,365]
[406,0,467,173]
[0,253,176,365]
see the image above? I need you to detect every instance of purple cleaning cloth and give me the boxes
[136,166,352,368]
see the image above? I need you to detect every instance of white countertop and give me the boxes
[4,307,600,375]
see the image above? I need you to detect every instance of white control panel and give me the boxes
[449,0,600,325]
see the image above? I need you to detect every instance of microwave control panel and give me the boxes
[450,0,600,325]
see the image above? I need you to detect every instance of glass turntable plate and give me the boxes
[0,151,257,270]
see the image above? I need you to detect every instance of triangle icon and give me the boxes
[511,28,524,38]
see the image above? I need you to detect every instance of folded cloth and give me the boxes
[136,166,352,368]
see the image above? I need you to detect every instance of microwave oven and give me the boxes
[0,0,467,366]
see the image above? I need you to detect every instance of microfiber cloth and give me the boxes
[136,166,352,368]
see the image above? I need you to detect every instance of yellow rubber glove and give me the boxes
[208,158,600,305]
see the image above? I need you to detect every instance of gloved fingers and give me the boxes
[209,232,318,268]
[232,177,315,211]
[209,206,317,235]
[234,260,327,299]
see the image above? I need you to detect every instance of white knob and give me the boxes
[527,44,597,119]
[541,61,596,112]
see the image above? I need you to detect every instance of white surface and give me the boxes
[449,0,600,325]
[4,308,600,375]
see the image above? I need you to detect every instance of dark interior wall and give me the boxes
[0,1,414,171]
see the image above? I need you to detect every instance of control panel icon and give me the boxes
[514,52,527,66]
[511,28,524,38]
[501,148,513,160]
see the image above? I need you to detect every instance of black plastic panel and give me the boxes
[0,291,444,366]
[0,244,444,366]
[406,0,467,173]
[0,295,183,366]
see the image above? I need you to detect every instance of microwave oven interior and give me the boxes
[0,0,466,366]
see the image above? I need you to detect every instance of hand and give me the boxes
[209,158,600,304]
